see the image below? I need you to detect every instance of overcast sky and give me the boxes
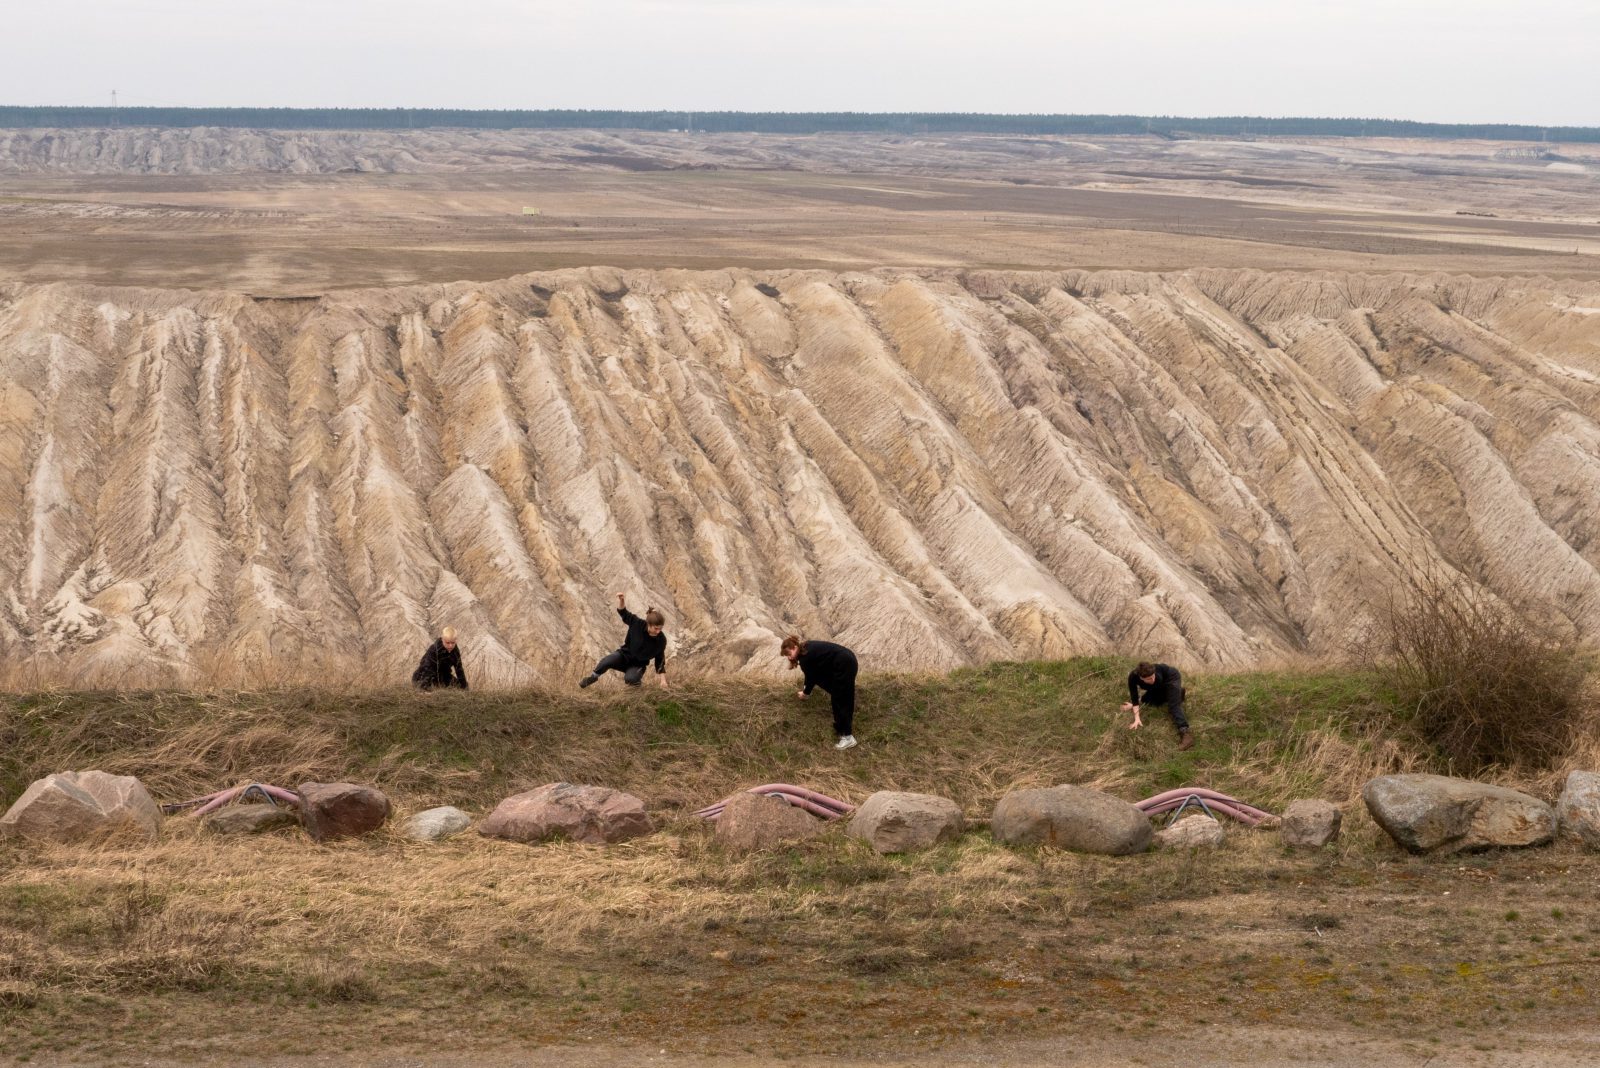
[4,0,1596,126]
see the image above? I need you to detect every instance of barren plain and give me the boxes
[1,130,1599,291]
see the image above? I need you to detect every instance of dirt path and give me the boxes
[16,1025,1600,1068]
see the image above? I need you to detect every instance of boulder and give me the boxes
[715,792,823,851]
[296,782,391,842]
[1555,771,1600,849]
[401,806,473,842]
[478,783,652,845]
[205,803,299,835]
[0,771,161,842]
[990,785,1151,855]
[1280,800,1342,849]
[848,791,964,854]
[1154,814,1224,850]
[1362,774,1555,854]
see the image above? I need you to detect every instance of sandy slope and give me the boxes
[1,267,1597,682]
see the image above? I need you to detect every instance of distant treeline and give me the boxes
[0,107,1595,142]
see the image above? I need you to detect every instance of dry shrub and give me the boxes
[1379,568,1598,775]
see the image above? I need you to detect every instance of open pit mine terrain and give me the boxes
[0,128,1598,682]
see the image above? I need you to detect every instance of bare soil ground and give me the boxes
[3,829,1599,1068]
[1,134,1598,292]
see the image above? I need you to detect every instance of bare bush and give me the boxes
[1379,568,1597,775]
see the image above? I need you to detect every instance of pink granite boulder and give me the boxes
[479,783,652,845]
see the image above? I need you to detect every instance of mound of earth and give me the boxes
[0,267,1596,681]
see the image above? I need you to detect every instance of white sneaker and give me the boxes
[834,735,857,750]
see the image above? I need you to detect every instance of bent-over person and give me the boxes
[782,635,858,750]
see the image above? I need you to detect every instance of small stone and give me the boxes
[205,803,298,835]
[401,806,473,842]
[1280,800,1342,849]
[1154,814,1224,850]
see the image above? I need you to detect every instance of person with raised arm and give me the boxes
[580,593,670,689]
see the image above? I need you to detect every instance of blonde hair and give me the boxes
[441,626,458,641]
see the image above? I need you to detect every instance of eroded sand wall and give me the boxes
[1,268,1597,683]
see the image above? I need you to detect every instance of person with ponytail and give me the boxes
[580,592,670,689]
[781,635,859,750]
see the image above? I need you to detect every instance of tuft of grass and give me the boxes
[1375,567,1598,775]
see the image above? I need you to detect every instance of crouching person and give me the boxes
[1121,659,1193,750]
[413,626,469,691]
[580,593,669,689]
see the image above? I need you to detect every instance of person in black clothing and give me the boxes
[1121,660,1194,750]
[782,635,858,750]
[579,593,670,689]
[413,627,469,691]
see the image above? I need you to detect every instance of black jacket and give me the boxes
[798,640,858,695]
[1128,664,1180,706]
[616,607,667,672]
[413,639,469,690]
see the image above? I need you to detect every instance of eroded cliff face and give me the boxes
[1,268,1597,684]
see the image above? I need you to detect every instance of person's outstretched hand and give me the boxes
[658,674,670,690]
[615,592,625,607]
[796,689,808,700]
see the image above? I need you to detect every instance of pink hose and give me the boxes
[697,784,855,821]
[1137,787,1274,821]
[742,784,855,813]
[1141,797,1265,826]
[1135,788,1275,826]
[165,782,301,816]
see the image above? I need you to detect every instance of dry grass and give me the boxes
[5,659,1600,1061]
[5,817,1599,1062]
[4,658,1434,815]
[1377,570,1600,777]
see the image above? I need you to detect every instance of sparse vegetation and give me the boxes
[3,659,1416,815]
[3,660,1598,1061]
[1376,570,1598,775]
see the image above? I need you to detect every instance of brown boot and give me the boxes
[1177,730,1195,751]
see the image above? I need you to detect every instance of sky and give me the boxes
[4,0,1597,126]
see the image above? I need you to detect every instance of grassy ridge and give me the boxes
[5,661,1600,1062]
[2,659,1415,814]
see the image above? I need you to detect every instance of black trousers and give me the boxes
[414,675,466,691]
[592,650,647,686]
[816,666,858,735]
[1143,686,1190,732]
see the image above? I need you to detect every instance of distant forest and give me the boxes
[0,107,1595,142]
